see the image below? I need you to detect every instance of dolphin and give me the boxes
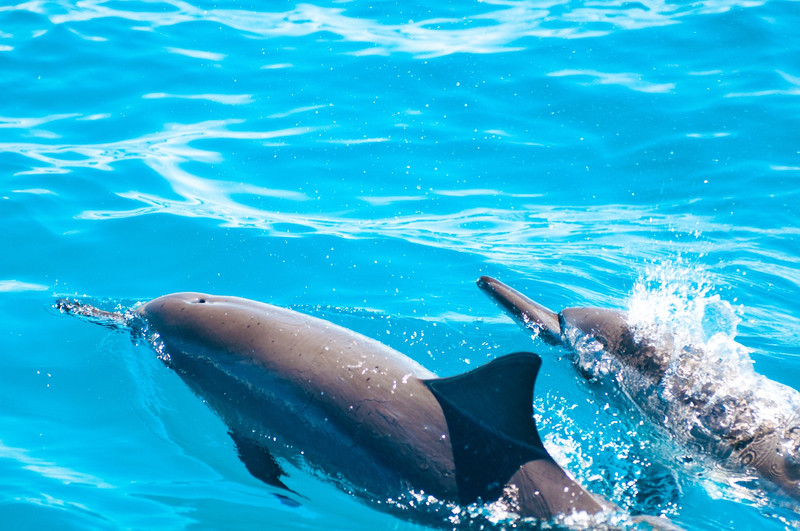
[57,293,616,524]
[477,275,800,503]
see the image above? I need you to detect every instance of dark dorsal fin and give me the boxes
[423,352,554,505]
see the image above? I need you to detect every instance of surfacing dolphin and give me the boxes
[477,275,800,503]
[57,293,618,525]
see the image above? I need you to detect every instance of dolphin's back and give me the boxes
[140,294,457,496]
[137,293,610,519]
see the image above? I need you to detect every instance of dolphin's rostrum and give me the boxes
[58,292,614,523]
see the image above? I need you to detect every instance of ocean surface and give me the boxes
[2,0,800,529]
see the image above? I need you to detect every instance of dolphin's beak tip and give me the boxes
[477,275,495,290]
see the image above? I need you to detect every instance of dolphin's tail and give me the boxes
[56,298,132,331]
[477,276,562,345]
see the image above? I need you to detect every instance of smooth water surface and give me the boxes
[2,0,800,529]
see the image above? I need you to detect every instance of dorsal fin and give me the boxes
[423,352,554,505]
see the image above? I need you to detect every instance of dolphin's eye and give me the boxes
[197,298,207,304]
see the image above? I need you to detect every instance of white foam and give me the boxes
[623,260,800,457]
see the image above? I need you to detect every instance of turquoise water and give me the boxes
[2,0,800,528]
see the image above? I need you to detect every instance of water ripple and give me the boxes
[725,69,800,98]
[3,0,770,58]
[547,69,675,94]
[142,93,254,105]
[5,111,796,286]
[0,113,81,130]
[0,440,113,488]
[0,117,319,174]
[165,47,226,61]
[0,280,49,293]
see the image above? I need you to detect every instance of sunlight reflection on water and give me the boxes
[6,0,767,58]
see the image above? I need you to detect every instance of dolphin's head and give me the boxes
[137,292,217,333]
[135,293,263,362]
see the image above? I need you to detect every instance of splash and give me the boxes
[600,261,800,499]
[626,260,754,392]
[385,485,637,530]
[55,297,135,331]
[552,260,800,507]
[625,261,800,438]
[627,259,741,348]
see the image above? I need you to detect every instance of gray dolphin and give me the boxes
[57,293,616,524]
[477,275,800,503]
